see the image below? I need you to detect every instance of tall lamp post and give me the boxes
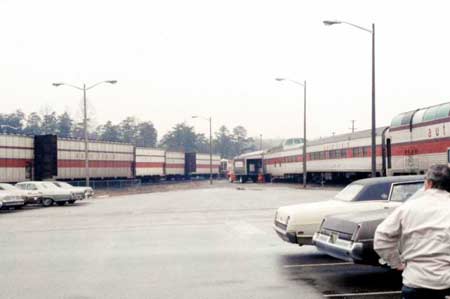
[275,78,307,188]
[323,20,376,177]
[52,80,118,186]
[192,115,213,185]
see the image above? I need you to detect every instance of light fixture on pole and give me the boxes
[192,115,213,185]
[323,19,376,177]
[275,78,307,188]
[52,80,118,187]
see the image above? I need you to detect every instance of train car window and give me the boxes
[390,113,405,127]
[412,109,426,124]
[363,147,369,157]
[423,105,440,122]
[400,111,415,125]
[435,103,450,119]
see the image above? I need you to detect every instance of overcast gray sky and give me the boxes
[1,0,449,140]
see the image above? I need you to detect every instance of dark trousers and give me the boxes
[402,285,450,299]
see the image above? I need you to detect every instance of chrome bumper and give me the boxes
[1,199,25,207]
[313,232,374,263]
[273,224,313,245]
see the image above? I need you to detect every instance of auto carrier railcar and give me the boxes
[185,153,221,178]
[0,134,220,183]
[0,134,34,182]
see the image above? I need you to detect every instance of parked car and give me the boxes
[15,181,76,207]
[0,183,40,205]
[50,181,93,200]
[273,175,424,246]
[312,185,425,265]
[0,189,25,210]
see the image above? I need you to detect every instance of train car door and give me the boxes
[185,153,196,176]
[447,148,450,166]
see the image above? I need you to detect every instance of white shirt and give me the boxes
[374,188,450,290]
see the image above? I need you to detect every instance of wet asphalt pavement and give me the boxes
[0,184,403,299]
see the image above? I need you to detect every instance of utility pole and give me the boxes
[350,120,356,133]
[83,84,89,187]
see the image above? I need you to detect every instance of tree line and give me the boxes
[0,110,258,158]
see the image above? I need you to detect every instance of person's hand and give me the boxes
[396,263,405,271]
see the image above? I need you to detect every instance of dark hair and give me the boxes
[425,164,450,191]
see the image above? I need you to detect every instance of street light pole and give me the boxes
[275,78,307,188]
[323,20,377,177]
[303,80,307,188]
[53,80,117,187]
[83,84,89,187]
[371,23,376,178]
[192,115,213,185]
[209,116,213,185]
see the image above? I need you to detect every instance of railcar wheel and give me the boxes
[41,198,54,207]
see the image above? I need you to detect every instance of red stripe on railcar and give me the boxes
[135,162,165,168]
[0,158,32,167]
[165,163,185,169]
[391,138,450,156]
[58,160,133,168]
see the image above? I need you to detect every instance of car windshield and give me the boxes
[57,182,73,188]
[334,184,364,201]
[42,182,59,189]
[390,182,424,202]
[0,183,17,190]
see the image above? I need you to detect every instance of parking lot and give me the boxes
[0,183,403,299]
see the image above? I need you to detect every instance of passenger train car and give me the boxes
[241,102,450,182]
[0,134,220,183]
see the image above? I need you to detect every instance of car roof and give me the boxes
[351,175,424,186]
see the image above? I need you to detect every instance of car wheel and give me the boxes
[68,200,76,204]
[56,201,66,206]
[41,198,54,207]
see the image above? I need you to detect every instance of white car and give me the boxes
[273,175,424,246]
[0,189,25,209]
[0,183,40,205]
[51,182,94,199]
[16,181,75,207]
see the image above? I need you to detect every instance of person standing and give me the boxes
[374,164,450,299]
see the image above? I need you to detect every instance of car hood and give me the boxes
[322,208,396,240]
[276,199,388,234]
[2,189,26,196]
[0,190,24,199]
[42,189,72,196]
